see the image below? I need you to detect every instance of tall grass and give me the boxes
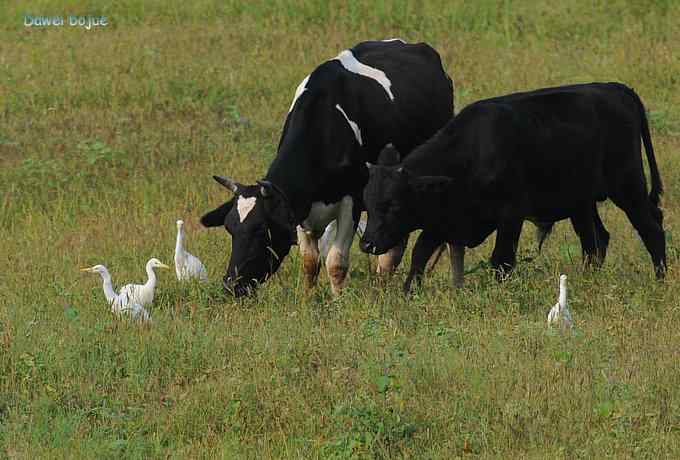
[2,0,680,457]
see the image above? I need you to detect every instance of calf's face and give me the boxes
[360,165,415,255]
[201,176,296,297]
[360,165,452,255]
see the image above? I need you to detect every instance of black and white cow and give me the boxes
[360,82,665,292]
[201,40,454,296]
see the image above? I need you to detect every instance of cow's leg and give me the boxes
[297,226,320,288]
[403,231,443,294]
[610,188,666,279]
[449,243,465,288]
[326,196,356,295]
[593,207,610,265]
[377,234,409,275]
[490,220,524,281]
[426,243,447,274]
[570,204,607,267]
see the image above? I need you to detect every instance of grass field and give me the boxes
[2,0,680,457]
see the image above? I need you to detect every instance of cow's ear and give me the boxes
[200,199,235,227]
[256,180,272,198]
[408,175,453,194]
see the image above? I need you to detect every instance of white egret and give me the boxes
[175,220,208,282]
[121,302,152,323]
[118,258,169,307]
[547,274,573,330]
[80,265,152,323]
[80,264,120,309]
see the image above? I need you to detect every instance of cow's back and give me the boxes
[270,40,454,214]
[350,41,454,154]
[468,83,646,219]
[404,82,647,224]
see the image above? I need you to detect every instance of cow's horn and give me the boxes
[213,175,239,193]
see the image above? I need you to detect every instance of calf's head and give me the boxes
[201,175,297,297]
[360,164,452,255]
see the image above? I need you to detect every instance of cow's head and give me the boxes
[360,163,452,255]
[200,175,297,297]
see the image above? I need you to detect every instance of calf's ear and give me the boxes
[377,143,402,166]
[408,176,453,195]
[200,199,235,227]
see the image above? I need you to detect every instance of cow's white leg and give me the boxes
[449,243,465,288]
[326,196,354,295]
[297,225,320,288]
[377,252,397,274]
[377,237,407,275]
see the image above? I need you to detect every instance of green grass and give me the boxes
[2,0,680,457]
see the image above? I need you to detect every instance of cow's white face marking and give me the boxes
[335,104,363,146]
[382,38,406,43]
[237,196,257,222]
[288,74,310,113]
[334,50,395,101]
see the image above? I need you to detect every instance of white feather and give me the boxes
[81,264,155,323]
[121,302,152,323]
[547,274,573,330]
[175,220,208,282]
[118,258,169,307]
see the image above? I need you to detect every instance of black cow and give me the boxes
[360,82,665,292]
[201,40,454,296]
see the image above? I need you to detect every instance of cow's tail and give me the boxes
[622,84,663,206]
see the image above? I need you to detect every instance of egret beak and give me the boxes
[158,263,170,269]
[80,267,93,272]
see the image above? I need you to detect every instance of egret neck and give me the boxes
[559,275,567,309]
[175,224,186,261]
[100,269,118,306]
[144,261,159,292]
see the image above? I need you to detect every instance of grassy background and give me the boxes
[2,0,680,457]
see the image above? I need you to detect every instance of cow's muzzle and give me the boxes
[359,238,389,256]
[223,275,252,298]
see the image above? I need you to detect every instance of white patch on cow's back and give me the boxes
[382,38,406,43]
[237,196,257,223]
[288,74,310,113]
[335,104,363,146]
[334,50,394,101]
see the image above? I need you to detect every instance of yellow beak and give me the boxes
[80,267,92,272]
[158,263,170,269]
